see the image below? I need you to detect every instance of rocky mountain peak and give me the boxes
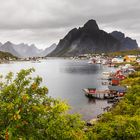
[4,41,13,46]
[111,31,125,41]
[110,31,138,50]
[0,41,57,57]
[83,19,99,31]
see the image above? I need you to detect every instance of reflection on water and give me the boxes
[0,59,114,121]
[87,98,96,104]
[60,61,102,74]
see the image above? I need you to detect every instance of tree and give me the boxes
[0,68,86,140]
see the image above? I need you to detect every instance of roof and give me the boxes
[108,86,127,92]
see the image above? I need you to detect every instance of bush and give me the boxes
[0,68,86,140]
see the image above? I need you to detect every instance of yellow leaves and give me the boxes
[71,130,86,140]
[30,104,53,115]
[13,110,21,120]
[7,103,14,110]
[31,105,40,112]
[13,114,21,120]
[52,101,69,113]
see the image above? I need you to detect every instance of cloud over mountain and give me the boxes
[0,0,140,48]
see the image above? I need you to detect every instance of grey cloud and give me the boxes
[0,0,140,48]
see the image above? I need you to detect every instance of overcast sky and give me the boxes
[0,0,140,49]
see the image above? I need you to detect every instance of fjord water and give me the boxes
[0,59,114,120]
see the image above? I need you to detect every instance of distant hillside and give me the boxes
[108,49,140,57]
[0,42,56,58]
[12,43,43,57]
[0,51,17,60]
[48,19,138,57]
[0,41,20,57]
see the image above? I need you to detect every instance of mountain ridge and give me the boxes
[0,42,56,57]
[0,41,21,57]
[110,31,138,50]
[48,19,138,57]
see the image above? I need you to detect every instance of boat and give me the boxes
[88,58,96,64]
[96,59,102,64]
[31,60,41,63]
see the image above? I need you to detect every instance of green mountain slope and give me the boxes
[0,51,17,60]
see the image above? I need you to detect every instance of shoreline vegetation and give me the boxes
[85,65,140,139]
[0,51,140,139]
[0,51,17,63]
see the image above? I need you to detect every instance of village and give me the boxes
[79,53,140,125]
[82,54,139,97]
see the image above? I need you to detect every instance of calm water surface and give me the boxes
[0,58,115,120]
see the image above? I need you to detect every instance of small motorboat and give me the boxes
[104,95,115,99]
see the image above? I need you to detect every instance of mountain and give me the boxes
[0,42,3,47]
[0,41,57,58]
[0,51,17,60]
[12,43,43,57]
[14,43,57,57]
[40,43,57,57]
[0,41,20,57]
[48,20,138,57]
[110,31,138,50]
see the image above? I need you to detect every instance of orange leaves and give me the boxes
[21,94,29,102]
[5,129,9,140]
[31,83,38,90]
[13,113,21,121]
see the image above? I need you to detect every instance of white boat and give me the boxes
[31,60,41,63]
[96,60,101,64]
[88,58,96,64]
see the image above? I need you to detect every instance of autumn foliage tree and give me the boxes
[0,68,86,140]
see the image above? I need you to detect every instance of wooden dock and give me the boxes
[83,89,110,94]
[83,89,110,99]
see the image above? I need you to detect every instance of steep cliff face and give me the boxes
[49,20,139,57]
[48,20,121,57]
[40,43,57,57]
